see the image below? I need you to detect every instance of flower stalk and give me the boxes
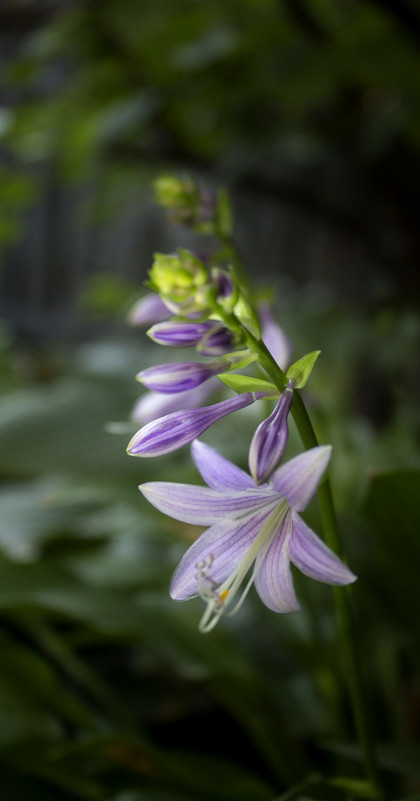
[218,293,382,796]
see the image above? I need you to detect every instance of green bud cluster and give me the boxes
[153,174,214,232]
[148,249,209,308]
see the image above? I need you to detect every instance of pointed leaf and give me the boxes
[286,350,321,388]
[217,374,278,396]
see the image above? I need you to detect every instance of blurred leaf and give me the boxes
[363,470,420,626]
[217,374,277,395]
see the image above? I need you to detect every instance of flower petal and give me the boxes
[191,439,255,491]
[254,509,301,612]
[139,482,279,525]
[270,445,331,511]
[128,293,171,326]
[289,511,357,585]
[170,504,277,600]
[259,302,292,371]
[127,394,255,457]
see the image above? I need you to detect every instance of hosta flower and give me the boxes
[140,441,356,632]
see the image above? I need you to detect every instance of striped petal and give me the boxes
[127,394,255,457]
[289,511,357,585]
[170,504,278,600]
[137,359,225,394]
[248,387,293,484]
[147,321,217,347]
[254,509,301,612]
[270,445,331,511]
[131,381,217,425]
[191,439,255,491]
[139,482,279,525]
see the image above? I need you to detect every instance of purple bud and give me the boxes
[128,293,171,327]
[127,394,255,457]
[197,325,237,356]
[248,384,294,484]
[137,355,236,394]
[148,321,220,348]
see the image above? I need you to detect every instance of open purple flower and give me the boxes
[140,441,356,632]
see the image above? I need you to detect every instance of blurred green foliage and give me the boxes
[0,290,419,799]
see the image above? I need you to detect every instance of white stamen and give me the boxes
[197,499,289,633]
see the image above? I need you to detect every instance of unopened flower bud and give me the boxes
[248,383,294,484]
[148,249,209,311]
[154,174,216,231]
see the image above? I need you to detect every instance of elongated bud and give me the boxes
[147,321,218,347]
[127,394,255,457]
[248,382,294,484]
[137,353,249,394]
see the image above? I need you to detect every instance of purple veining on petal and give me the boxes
[139,481,278,525]
[248,387,294,484]
[254,509,301,613]
[127,393,255,457]
[137,358,225,394]
[289,511,357,585]
[170,504,278,600]
[191,440,255,491]
[147,321,217,347]
[270,445,332,511]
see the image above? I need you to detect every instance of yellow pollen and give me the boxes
[218,589,229,604]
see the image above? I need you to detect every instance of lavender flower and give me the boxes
[248,382,294,484]
[140,441,356,632]
[127,394,255,457]
[147,320,236,354]
[127,293,171,327]
[137,355,234,394]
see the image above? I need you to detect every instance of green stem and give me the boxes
[231,326,382,795]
